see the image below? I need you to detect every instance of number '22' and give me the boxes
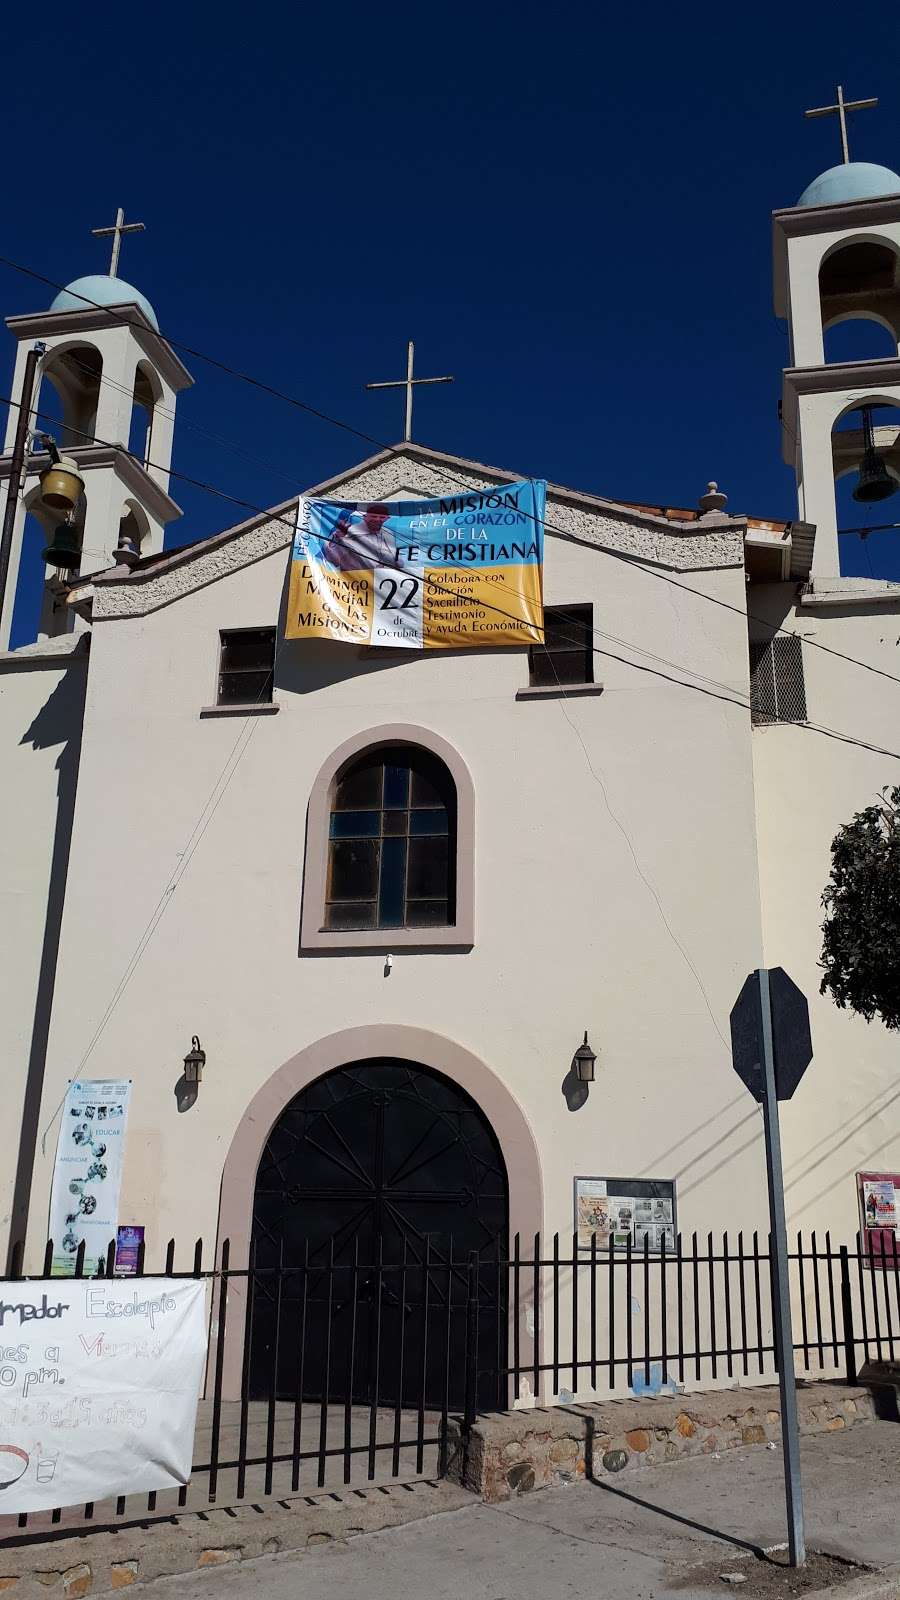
[378,577,419,610]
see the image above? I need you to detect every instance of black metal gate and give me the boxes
[249,1059,509,1408]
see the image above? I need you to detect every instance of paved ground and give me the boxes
[143,1422,900,1598]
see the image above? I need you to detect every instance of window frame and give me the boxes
[528,603,594,688]
[324,746,457,932]
[300,726,475,953]
[749,634,807,726]
[216,626,276,708]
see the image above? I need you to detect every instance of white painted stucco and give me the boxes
[4,446,900,1292]
[750,582,900,1238]
[1,458,774,1270]
[0,639,86,1244]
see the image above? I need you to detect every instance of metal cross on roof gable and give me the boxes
[91,206,146,278]
[805,84,878,165]
[365,340,454,443]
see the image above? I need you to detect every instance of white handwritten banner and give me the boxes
[49,1081,131,1277]
[0,1278,207,1513]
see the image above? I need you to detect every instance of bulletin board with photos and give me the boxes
[574,1175,677,1254]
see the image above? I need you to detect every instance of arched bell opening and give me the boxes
[832,398,900,569]
[819,238,900,362]
[114,499,151,568]
[13,479,86,641]
[823,313,899,364]
[128,360,162,467]
[38,343,103,451]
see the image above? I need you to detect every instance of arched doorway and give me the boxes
[249,1059,509,1408]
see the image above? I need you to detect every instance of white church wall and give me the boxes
[21,521,770,1266]
[750,582,900,1243]
[0,647,87,1250]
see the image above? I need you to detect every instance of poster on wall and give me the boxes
[285,480,546,650]
[48,1081,131,1277]
[0,1276,207,1514]
[575,1176,677,1253]
[857,1171,900,1265]
[574,1180,611,1249]
[114,1226,145,1277]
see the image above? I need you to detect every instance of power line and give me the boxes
[542,646,735,1057]
[8,386,900,758]
[2,254,898,1087]
[0,252,399,453]
[22,507,900,1082]
[0,389,746,701]
[61,349,304,492]
[5,249,900,697]
[19,386,900,749]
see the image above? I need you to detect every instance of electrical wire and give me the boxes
[541,647,735,1057]
[5,249,900,696]
[0,390,748,701]
[11,367,900,790]
[61,349,305,492]
[9,387,900,760]
[0,247,895,1083]
[23,491,900,1082]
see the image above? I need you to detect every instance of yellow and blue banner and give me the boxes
[285,479,545,649]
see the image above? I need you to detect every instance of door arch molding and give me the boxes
[216,1025,543,1396]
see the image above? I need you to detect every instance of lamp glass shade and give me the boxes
[183,1038,206,1084]
[573,1032,597,1083]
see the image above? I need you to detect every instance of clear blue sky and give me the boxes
[5,1,900,644]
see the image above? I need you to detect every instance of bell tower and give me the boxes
[773,90,900,576]
[0,210,193,648]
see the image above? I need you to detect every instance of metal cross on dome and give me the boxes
[91,206,146,278]
[805,84,878,166]
[365,341,454,443]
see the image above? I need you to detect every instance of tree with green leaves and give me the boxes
[820,786,900,1030]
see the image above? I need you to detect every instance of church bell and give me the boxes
[39,454,85,514]
[852,406,898,503]
[41,523,81,569]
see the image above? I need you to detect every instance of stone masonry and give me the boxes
[447,1381,876,1503]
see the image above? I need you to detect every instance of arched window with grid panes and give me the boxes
[325,745,457,931]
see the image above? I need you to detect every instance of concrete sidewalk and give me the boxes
[145,1422,900,1599]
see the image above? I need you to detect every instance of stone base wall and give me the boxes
[447,1381,876,1503]
[0,1482,471,1598]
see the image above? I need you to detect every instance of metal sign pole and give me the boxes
[758,967,805,1567]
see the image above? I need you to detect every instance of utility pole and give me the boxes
[0,342,44,637]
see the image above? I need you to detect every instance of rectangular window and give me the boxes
[217,627,275,706]
[529,605,593,687]
[749,635,806,725]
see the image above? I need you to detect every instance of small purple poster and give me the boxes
[114,1225,144,1276]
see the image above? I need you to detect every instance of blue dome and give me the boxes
[797,162,900,209]
[49,274,158,331]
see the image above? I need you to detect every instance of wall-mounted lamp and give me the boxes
[572,1031,598,1084]
[183,1036,206,1085]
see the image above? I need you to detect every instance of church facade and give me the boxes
[3,155,900,1353]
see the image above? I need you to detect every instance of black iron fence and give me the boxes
[1,1229,897,1537]
[501,1230,895,1401]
